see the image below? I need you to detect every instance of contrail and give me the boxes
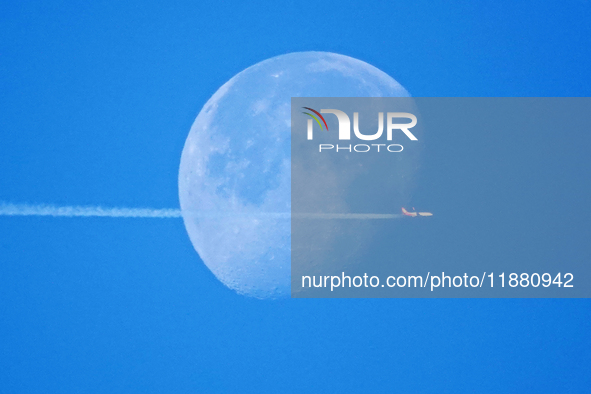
[293,213,402,219]
[0,202,402,220]
[0,202,182,218]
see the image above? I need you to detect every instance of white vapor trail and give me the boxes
[0,202,182,218]
[0,202,402,220]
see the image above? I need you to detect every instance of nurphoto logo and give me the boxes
[302,107,418,153]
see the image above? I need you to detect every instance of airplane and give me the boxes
[402,207,433,217]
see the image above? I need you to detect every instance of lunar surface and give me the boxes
[178,51,410,299]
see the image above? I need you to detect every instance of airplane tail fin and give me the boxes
[401,207,415,217]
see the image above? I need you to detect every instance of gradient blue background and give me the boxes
[1,1,590,392]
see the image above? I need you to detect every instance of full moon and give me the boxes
[178,51,410,299]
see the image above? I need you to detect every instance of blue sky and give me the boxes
[1,0,590,392]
